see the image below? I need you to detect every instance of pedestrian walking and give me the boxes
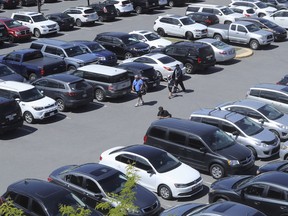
[132,75,144,107]
[172,64,186,92]
[157,106,172,119]
[167,74,175,99]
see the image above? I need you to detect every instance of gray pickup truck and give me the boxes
[207,21,274,50]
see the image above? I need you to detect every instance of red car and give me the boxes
[0,17,32,43]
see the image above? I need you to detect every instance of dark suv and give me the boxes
[89,2,117,22]
[130,0,158,14]
[151,41,215,74]
[94,32,150,59]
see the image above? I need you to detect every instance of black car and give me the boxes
[116,62,160,90]
[31,74,94,112]
[130,0,158,14]
[151,41,216,74]
[209,171,288,216]
[94,32,150,59]
[187,12,219,26]
[45,13,75,31]
[1,178,103,216]
[89,2,117,22]
[277,74,288,85]
[257,160,288,174]
[236,17,287,41]
[0,63,25,82]
[48,163,161,216]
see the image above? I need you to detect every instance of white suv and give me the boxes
[0,81,58,123]
[153,14,207,40]
[11,12,59,38]
[63,7,98,27]
[102,0,134,16]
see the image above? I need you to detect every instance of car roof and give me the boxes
[13,11,42,16]
[70,40,100,46]
[252,171,288,187]
[197,38,219,44]
[251,83,288,92]
[173,40,208,48]
[45,74,83,83]
[235,20,256,26]
[231,5,255,9]
[46,13,66,16]
[130,30,153,35]
[7,48,41,54]
[33,39,78,48]
[222,99,266,110]
[97,32,131,38]
[145,53,171,59]
[188,3,227,8]
[0,17,13,21]
[0,80,34,91]
[78,65,127,76]
[160,14,186,19]
[190,12,218,16]
[65,6,93,10]
[117,62,154,71]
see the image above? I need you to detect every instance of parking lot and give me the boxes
[0,0,287,211]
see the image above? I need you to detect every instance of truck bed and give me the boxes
[208,23,230,30]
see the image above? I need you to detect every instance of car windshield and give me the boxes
[255,2,268,8]
[258,104,284,120]
[221,7,234,15]
[204,129,236,151]
[232,176,254,189]
[87,43,106,52]
[246,24,260,32]
[149,152,181,173]
[158,56,176,64]
[4,20,22,28]
[19,87,44,102]
[144,32,160,41]
[98,171,127,194]
[180,17,195,25]
[0,65,15,77]
[31,14,47,22]
[121,35,139,45]
[234,117,263,136]
[211,40,229,49]
[261,19,278,28]
[64,46,86,57]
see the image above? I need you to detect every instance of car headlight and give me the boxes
[32,106,44,111]
[40,25,47,28]
[97,56,106,61]
[174,183,188,188]
[228,160,239,166]
[195,29,201,32]
[278,124,288,130]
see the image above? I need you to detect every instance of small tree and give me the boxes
[59,205,91,216]
[96,164,140,216]
[0,198,24,216]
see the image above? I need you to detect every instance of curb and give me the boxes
[235,47,254,59]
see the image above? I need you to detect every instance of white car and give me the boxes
[129,30,172,49]
[263,9,288,28]
[103,0,134,16]
[121,53,185,81]
[63,7,98,27]
[153,14,207,40]
[99,145,203,200]
[230,6,258,17]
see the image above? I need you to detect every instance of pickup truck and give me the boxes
[0,49,67,80]
[207,21,274,50]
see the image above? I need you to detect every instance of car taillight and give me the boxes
[197,57,202,63]
[143,135,147,143]
[163,66,173,71]
[108,85,114,91]
[219,51,227,55]
[47,177,52,182]
[103,7,108,13]
[66,92,78,97]
[40,68,45,76]
[100,155,102,160]
[205,19,212,24]
[244,13,250,17]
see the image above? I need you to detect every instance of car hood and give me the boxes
[211,175,250,190]
[254,29,274,37]
[216,142,252,160]
[9,25,30,31]
[0,73,25,82]
[133,185,159,209]
[37,20,58,26]
[66,53,98,63]
[270,25,287,34]
[274,113,288,125]
[248,127,276,142]
[92,49,116,58]
[22,95,56,107]
[227,13,244,18]
[153,38,172,47]
[186,23,207,30]
[258,160,287,173]
[161,203,205,216]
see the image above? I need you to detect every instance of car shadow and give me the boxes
[259,154,280,162]
[37,113,67,124]
[217,58,241,66]
[70,102,105,113]
[260,44,279,51]
[0,125,38,140]
[1,42,19,49]
[197,66,224,75]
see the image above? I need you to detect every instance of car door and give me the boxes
[272,11,288,28]
[163,45,186,63]
[230,24,248,43]
[241,183,267,212]
[43,80,60,99]
[170,18,185,37]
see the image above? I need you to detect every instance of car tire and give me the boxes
[158,184,172,200]
[76,19,82,27]
[28,73,37,81]
[8,34,15,43]
[258,13,265,18]
[284,155,288,160]
[210,164,225,179]
[185,31,194,40]
[98,16,104,22]
[247,146,257,159]
[124,52,133,59]
[156,70,163,81]
[34,29,41,38]
[24,111,34,124]
[0,3,4,10]
[249,39,260,50]
[213,34,223,41]
[135,6,142,14]
[116,9,121,16]
[56,98,66,112]
[184,62,194,74]
[157,28,165,37]
[68,65,77,71]
[168,0,174,7]
[95,89,105,102]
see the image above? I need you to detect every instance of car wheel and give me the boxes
[185,31,194,40]
[116,9,121,16]
[23,111,34,124]
[156,70,163,81]
[76,19,82,27]
[213,34,223,41]
[98,16,104,22]
[284,155,288,160]
[258,13,265,18]
[249,39,260,50]
[56,98,66,112]
[168,0,174,7]
[270,129,280,139]
[8,34,15,43]
[68,65,77,71]
[28,73,37,81]
[151,46,156,49]
[34,29,41,38]
[210,164,225,179]
[158,184,172,200]
[185,62,194,74]
[247,146,257,159]
[135,6,142,14]
[157,28,165,37]
[124,52,133,59]
[95,89,105,102]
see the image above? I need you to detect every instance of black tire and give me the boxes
[185,31,194,40]
[98,16,104,22]
[168,0,174,7]
[23,111,34,124]
[185,62,194,74]
[258,13,265,18]
[116,9,121,17]
[284,155,288,160]
[56,98,66,112]
[247,146,257,159]
[34,29,41,38]
[213,34,223,41]
[135,6,142,14]
[157,28,165,37]
[68,65,77,71]
[124,52,133,59]
[76,19,82,27]
[156,70,163,81]
[210,164,225,179]
[28,73,37,81]
[8,34,14,43]
[158,184,172,200]
[95,89,105,102]
[249,39,260,50]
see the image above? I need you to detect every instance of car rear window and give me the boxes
[84,9,96,14]
[122,0,130,4]
[158,56,175,64]
[109,72,129,83]
[198,45,213,57]
[246,9,255,14]
[141,68,157,78]
[69,80,90,90]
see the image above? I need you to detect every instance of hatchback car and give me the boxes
[63,7,98,27]
[31,74,94,112]
[99,145,203,200]
[48,163,161,216]
[94,32,150,59]
[257,160,288,174]
[0,63,25,82]
[209,171,288,216]
[187,12,220,26]
[89,2,117,22]
[102,0,134,16]
[1,178,103,216]
[45,13,75,31]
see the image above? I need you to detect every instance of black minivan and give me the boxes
[144,118,255,179]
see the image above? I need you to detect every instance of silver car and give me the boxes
[197,38,236,62]
[190,108,280,158]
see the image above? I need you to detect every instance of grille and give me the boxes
[202,29,207,33]
[45,104,55,109]
[20,30,30,35]
[272,145,280,154]
[240,154,254,166]
[262,137,278,146]
[142,201,158,213]
[47,24,56,29]
[184,176,202,187]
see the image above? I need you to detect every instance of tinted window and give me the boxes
[109,72,129,83]
[30,43,44,50]
[158,56,176,64]
[85,179,101,193]
[187,136,204,149]
[187,6,200,12]
[168,131,186,145]
[69,80,90,90]
[149,127,166,139]
[31,200,46,216]
[244,184,265,196]
[259,90,276,100]
[266,187,286,200]
[115,154,136,164]
[14,194,29,209]
[249,89,260,97]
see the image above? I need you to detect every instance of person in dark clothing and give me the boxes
[172,64,186,92]
[157,106,172,119]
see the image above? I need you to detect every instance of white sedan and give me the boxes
[264,9,288,29]
[120,53,185,81]
[99,145,203,200]
[129,30,172,49]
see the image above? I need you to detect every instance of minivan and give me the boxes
[144,118,255,179]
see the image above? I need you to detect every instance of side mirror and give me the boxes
[178,23,182,27]
[14,97,20,103]
[259,118,265,124]
[147,169,155,174]
[232,131,239,136]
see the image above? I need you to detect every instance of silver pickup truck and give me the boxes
[207,21,274,50]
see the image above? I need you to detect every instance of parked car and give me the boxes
[89,2,117,22]
[277,74,288,85]
[0,17,32,43]
[153,14,207,40]
[151,41,216,74]
[70,40,118,66]
[144,118,255,179]
[160,201,267,216]
[31,74,94,112]
[102,0,134,16]
[196,38,236,62]
[0,63,26,82]
[190,108,280,159]
[18,0,37,6]
[0,22,9,44]
[1,178,103,216]
[209,171,288,216]
[129,0,159,14]
[0,96,23,135]
[99,145,203,200]
[121,53,185,81]
[45,13,75,31]
[129,30,172,49]
[0,81,58,123]
[67,65,131,102]
[257,160,288,174]
[63,7,98,27]
[260,0,288,9]
[263,9,288,29]
[280,141,288,159]
[230,6,258,17]
[166,0,186,7]
[236,17,287,41]
[48,163,162,216]
[116,62,160,90]
[94,32,150,59]
[1,0,19,9]
[158,0,167,8]
[187,12,220,26]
